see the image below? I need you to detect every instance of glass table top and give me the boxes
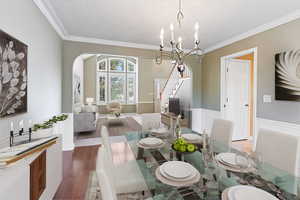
[124,129,300,200]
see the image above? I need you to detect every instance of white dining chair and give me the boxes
[210,119,234,149]
[97,169,118,200]
[255,129,300,195]
[255,129,300,176]
[99,126,148,195]
[141,113,161,131]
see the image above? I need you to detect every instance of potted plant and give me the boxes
[50,114,68,134]
[32,114,69,136]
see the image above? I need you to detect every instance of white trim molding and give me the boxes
[66,35,159,51]
[220,47,258,141]
[33,0,68,39]
[205,9,300,53]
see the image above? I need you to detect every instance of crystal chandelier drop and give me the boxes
[156,0,203,77]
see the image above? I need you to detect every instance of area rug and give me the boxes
[85,171,150,200]
[96,117,142,137]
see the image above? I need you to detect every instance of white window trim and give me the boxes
[126,73,137,105]
[96,72,108,105]
[97,59,107,72]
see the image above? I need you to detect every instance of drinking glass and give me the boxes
[235,153,251,169]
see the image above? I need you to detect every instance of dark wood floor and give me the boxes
[53,145,100,200]
[54,117,141,200]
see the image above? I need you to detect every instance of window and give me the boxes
[96,55,137,105]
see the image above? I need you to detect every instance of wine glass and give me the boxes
[235,153,251,170]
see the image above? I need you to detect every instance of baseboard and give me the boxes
[63,144,74,151]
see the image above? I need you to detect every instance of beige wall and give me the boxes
[73,45,174,113]
[83,55,97,103]
[201,19,300,124]
[63,41,202,113]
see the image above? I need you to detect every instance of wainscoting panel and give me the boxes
[257,118,300,137]
[191,108,221,134]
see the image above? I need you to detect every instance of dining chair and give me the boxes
[141,113,161,131]
[210,119,234,150]
[255,129,300,176]
[99,126,149,195]
[96,148,117,200]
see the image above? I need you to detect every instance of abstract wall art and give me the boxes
[275,50,300,101]
[0,30,28,117]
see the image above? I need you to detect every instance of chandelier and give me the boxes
[155,0,203,77]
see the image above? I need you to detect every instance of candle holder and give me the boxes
[10,127,32,147]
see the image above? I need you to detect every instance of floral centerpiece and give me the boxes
[33,114,68,132]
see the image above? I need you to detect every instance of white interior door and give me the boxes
[225,59,250,141]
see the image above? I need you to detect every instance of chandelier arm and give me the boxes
[183,47,204,59]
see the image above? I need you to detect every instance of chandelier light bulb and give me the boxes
[170,23,174,31]
[160,28,164,47]
[170,24,175,42]
[194,22,199,31]
[160,28,164,36]
[178,36,182,49]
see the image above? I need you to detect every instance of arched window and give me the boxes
[96,55,137,105]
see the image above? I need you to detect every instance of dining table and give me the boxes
[125,128,300,200]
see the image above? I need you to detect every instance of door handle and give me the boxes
[244,104,249,107]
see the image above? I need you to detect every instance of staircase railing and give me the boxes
[160,64,191,112]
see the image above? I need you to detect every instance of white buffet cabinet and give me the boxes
[0,136,63,200]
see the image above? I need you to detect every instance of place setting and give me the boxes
[137,137,165,149]
[215,152,255,173]
[150,127,170,139]
[155,161,201,187]
[181,133,203,144]
[222,185,280,200]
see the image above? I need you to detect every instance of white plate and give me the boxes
[155,168,200,187]
[228,185,279,200]
[152,127,169,134]
[182,134,202,142]
[139,137,162,146]
[159,164,197,182]
[216,153,237,166]
[137,141,165,149]
[161,161,193,179]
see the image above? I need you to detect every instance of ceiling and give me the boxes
[40,0,300,50]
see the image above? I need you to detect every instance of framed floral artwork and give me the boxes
[0,30,27,117]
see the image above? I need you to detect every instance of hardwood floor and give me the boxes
[53,145,100,200]
[232,140,253,153]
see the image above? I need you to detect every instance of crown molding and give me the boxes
[65,35,160,51]
[204,9,300,53]
[34,0,300,54]
[33,0,68,39]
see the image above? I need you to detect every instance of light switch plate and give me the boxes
[263,95,272,103]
